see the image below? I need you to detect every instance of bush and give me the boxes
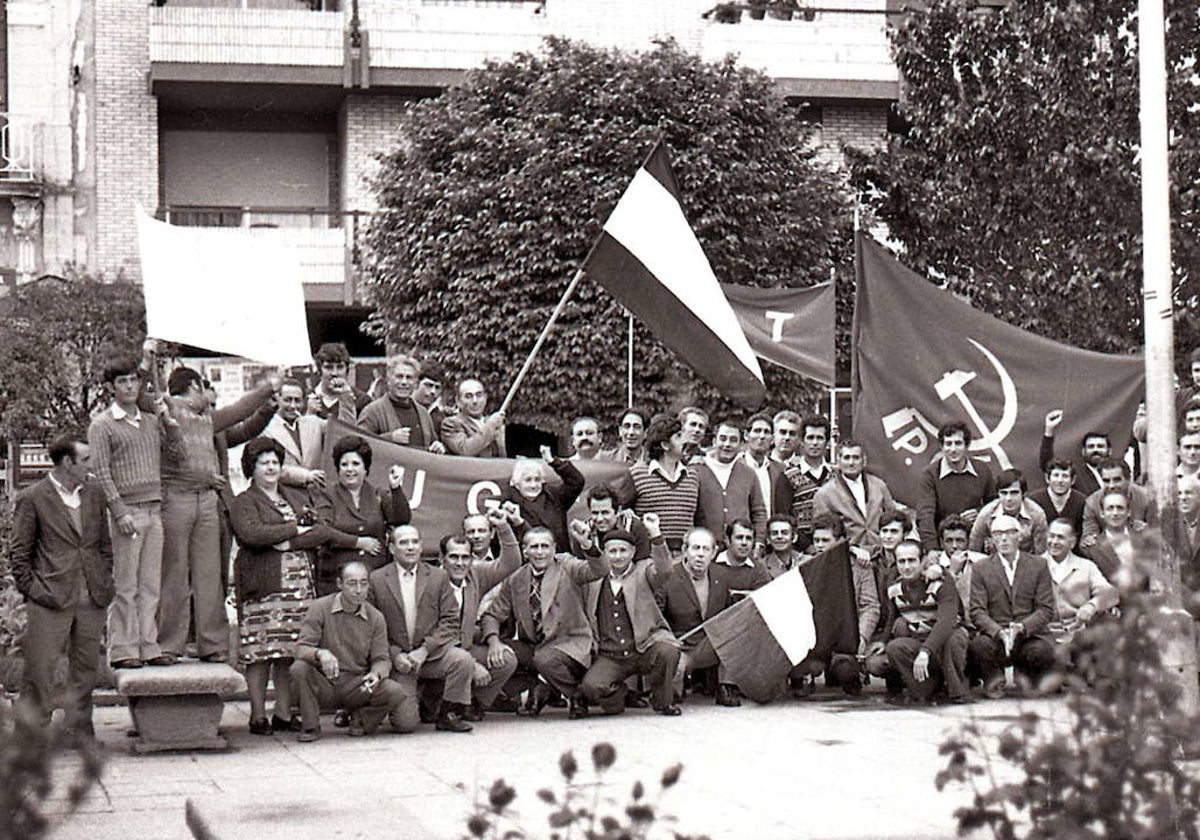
[0,497,24,695]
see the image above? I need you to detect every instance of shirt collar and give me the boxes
[331,593,369,619]
[714,550,754,568]
[111,403,141,422]
[396,562,418,578]
[800,459,830,480]
[47,471,82,503]
[610,563,636,582]
[939,457,979,479]
[647,458,687,481]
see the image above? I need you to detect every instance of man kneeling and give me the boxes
[291,561,418,741]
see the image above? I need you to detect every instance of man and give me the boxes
[88,353,182,668]
[968,514,1056,697]
[778,414,834,548]
[570,484,651,561]
[1177,348,1200,424]
[441,505,522,719]
[599,408,648,464]
[738,412,788,518]
[358,355,446,453]
[463,512,497,562]
[1183,399,1200,436]
[1028,459,1087,538]
[481,525,609,719]
[882,540,970,704]
[660,527,740,706]
[928,515,987,622]
[761,514,805,580]
[580,514,681,716]
[629,415,700,551]
[1080,458,1152,547]
[812,440,896,549]
[916,421,997,551]
[1086,490,1142,585]
[158,362,279,665]
[291,561,417,741]
[695,420,767,544]
[11,435,113,735]
[678,407,709,451]
[1038,410,1110,498]
[1178,475,1200,580]
[441,378,506,457]
[263,378,327,488]
[714,519,771,599]
[568,417,602,461]
[1179,432,1200,479]
[1043,518,1118,649]
[968,468,1049,556]
[413,358,447,434]
[770,410,802,465]
[368,524,477,732]
[308,342,371,421]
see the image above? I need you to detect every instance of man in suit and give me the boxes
[579,513,681,716]
[368,524,476,732]
[1080,459,1153,549]
[661,526,740,706]
[968,514,1057,697]
[263,379,328,489]
[480,524,609,719]
[10,434,114,736]
[1043,518,1118,649]
[812,440,897,549]
[441,505,522,719]
[1038,409,1110,498]
[440,378,506,457]
[694,419,768,545]
[1178,475,1200,588]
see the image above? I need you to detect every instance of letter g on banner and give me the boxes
[467,481,503,515]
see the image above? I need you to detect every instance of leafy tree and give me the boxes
[0,273,146,443]
[363,38,852,431]
[848,0,1200,357]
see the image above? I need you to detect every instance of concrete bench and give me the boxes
[115,663,246,754]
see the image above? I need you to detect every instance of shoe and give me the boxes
[789,676,813,698]
[333,710,351,728]
[490,693,520,713]
[146,655,176,667]
[517,683,552,718]
[347,713,366,737]
[568,696,590,720]
[297,728,321,743]
[272,715,302,732]
[715,684,742,707]
[249,717,272,736]
[111,659,143,669]
[982,676,1006,701]
[462,701,485,722]
[199,652,227,664]
[435,703,474,733]
[653,703,682,716]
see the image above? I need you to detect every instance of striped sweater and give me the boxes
[630,461,700,545]
[88,406,181,518]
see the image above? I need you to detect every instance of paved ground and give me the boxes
[42,688,1067,840]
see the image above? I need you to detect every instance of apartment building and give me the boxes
[6,0,899,345]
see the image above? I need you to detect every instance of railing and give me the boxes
[1,113,39,180]
[160,206,365,289]
[150,7,344,65]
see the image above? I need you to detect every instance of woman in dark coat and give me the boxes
[230,437,357,735]
[313,434,411,595]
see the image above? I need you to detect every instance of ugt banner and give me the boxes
[321,419,634,547]
[852,234,1144,506]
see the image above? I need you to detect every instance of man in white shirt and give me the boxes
[1043,518,1117,648]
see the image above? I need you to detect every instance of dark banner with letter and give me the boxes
[721,281,835,387]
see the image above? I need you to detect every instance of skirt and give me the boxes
[238,550,315,666]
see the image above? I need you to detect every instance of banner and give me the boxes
[135,207,313,367]
[722,282,835,386]
[583,141,765,408]
[321,419,633,547]
[852,234,1144,505]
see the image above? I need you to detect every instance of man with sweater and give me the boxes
[88,353,183,668]
[357,355,446,453]
[694,420,767,546]
[916,421,997,551]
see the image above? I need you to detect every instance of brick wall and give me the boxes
[340,94,411,212]
[818,101,889,168]
[94,0,157,278]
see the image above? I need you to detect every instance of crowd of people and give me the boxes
[10,339,1197,743]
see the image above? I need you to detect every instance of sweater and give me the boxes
[630,461,700,545]
[88,406,181,518]
[915,459,996,550]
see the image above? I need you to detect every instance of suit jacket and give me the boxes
[10,477,114,610]
[262,414,326,486]
[661,563,732,651]
[1081,484,1153,544]
[315,481,411,572]
[584,542,675,653]
[812,472,896,548]
[457,526,522,647]
[480,552,610,666]
[694,459,768,542]
[368,560,460,662]
[968,551,1055,641]
[440,412,506,458]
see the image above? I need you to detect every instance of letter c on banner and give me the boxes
[467,481,503,515]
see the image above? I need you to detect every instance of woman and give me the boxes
[501,446,584,551]
[313,434,412,595]
[230,437,359,735]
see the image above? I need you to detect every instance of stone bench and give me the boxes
[115,663,246,754]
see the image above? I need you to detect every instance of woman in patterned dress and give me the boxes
[230,437,359,735]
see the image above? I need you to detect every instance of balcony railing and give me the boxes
[1,113,39,181]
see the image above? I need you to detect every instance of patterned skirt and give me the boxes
[238,550,315,666]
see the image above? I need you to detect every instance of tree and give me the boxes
[848,0,1200,357]
[0,273,146,443]
[362,38,852,431]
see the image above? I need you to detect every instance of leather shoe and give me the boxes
[715,684,741,707]
[146,655,176,667]
[111,659,143,669]
[568,696,590,720]
[462,701,485,722]
[653,703,682,716]
[297,728,321,743]
[249,717,272,736]
[199,652,227,664]
[333,710,350,728]
[435,703,473,733]
[272,714,302,732]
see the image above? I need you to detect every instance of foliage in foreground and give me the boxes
[936,583,1200,839]
[463,741,705,840]
[364,38,852,428]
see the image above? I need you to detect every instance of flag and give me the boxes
[583,141,765,408]
[852,233,1144,504]
[135,207,313,367]
[704,567,817,703]
[721,282,835,386]
[798,541,860,662]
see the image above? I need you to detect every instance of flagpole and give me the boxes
[498,266,587,415]
[626,311,634,406]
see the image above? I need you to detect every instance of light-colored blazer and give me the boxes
[262,414,326,487]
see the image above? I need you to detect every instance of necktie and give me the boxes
[529,573,545,643]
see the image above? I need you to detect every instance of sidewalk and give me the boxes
[45,688,1068,840]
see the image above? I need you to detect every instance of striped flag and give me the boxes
[583,141,765,408]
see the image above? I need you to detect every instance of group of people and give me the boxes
[10,339,1190,742]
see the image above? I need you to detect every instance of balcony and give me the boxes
[161,206,364,302]
[1,113,42,193]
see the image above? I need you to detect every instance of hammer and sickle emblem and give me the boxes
[933,339,1017,468]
